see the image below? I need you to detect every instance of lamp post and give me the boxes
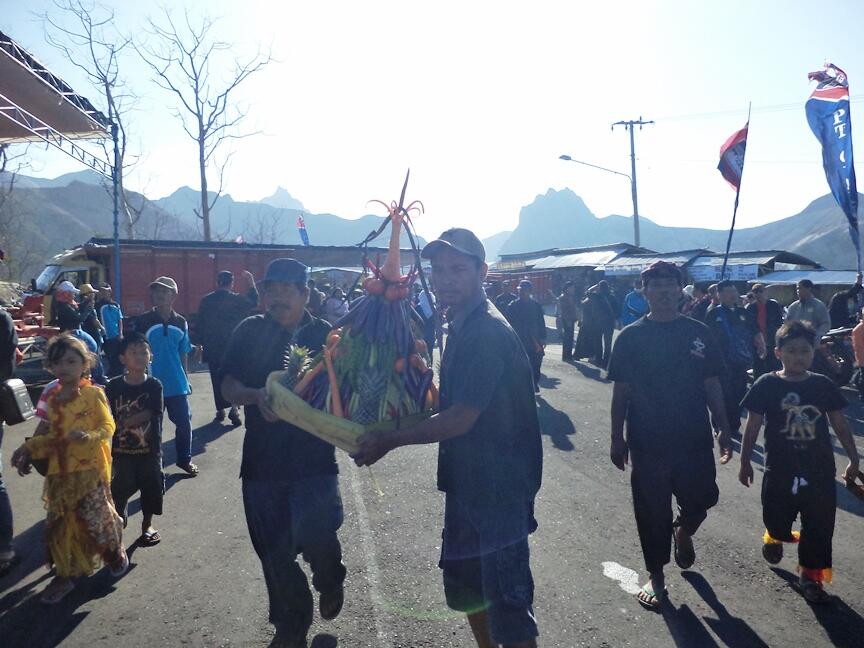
[558,154,640,247]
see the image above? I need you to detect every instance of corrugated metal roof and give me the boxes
[601,250,709,267]
[532,249,621,269]
[691,254,778,267]
[750,270,859,286]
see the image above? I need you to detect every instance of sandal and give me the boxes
[109,548,129,578]
[139,529,161,547]
[799,579,831,604]
[673,524,695,570]
[177,462,199,477]
[845,470,864,501]
[40,577,75,605]
[0,552,21,578]
[636,582,667,610]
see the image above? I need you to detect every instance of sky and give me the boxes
[3,0,864,244]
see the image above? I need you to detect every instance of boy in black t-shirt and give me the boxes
[107,333,165,546]
[739,321,859,604]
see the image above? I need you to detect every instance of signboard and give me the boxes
[689,264,759,282]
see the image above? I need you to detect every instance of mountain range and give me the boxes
[0,170,855,285]
[495,188,860,270]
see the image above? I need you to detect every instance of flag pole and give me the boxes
[720,102,752,280]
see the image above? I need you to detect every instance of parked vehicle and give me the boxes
[811,326,856,387]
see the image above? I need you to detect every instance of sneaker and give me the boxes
[228,408,242,426]
[319,585,344,620]
[268,632,307,648]
[762,542,783,564]
[214,410,225,423]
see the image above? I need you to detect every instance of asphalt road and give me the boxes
[2,348,864,648]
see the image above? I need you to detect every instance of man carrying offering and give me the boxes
[607,261,733,610]
[353,228,543,648]
[221,259,344,648]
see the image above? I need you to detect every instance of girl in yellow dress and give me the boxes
[12,333,127,604]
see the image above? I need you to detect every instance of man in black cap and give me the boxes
[220,259,344,648]
[195,269,258,425]
[353,228,543,648]
[506,279,547,392]
[608,261,733,610]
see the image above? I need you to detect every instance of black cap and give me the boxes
[217,270,234,286]
[259,258,309,286]
[421,228,486,263]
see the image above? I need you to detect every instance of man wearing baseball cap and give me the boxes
[133,276,197,476]
[607,260,733,610]
[221,258,344,648]
[353,228,543,648]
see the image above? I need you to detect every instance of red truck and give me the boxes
[32,237,399,321]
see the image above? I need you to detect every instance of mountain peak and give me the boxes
[260,186,305,211]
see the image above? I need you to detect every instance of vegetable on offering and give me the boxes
[267,171,438,452]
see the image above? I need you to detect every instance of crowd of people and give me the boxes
[0,234,862,646]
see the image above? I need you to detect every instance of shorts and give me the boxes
[111,454,164,518]
[439,498,539,645]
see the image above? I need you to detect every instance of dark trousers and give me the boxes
[0,424,12,554]
[529,350,543,388]
[601,326,614,366]
[717,367,750,434]
[103,337,123,378]
[207,357,231,411]
[242,475,347,641]
[762,470,836,570]
[631,448,719,574]
[164,395,193,466]
[561,323,575,360]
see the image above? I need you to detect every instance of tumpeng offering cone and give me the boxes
[266,171,438,451]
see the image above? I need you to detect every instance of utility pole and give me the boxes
[612,117,653,247]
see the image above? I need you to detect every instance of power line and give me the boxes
[653,94,864,123]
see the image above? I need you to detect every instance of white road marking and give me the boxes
[601,561,642,595]
[347,466,389,647]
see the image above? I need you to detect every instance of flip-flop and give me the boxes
[797,579,831,605]
[673,525,695,570]
[0,553,21,578]
[844,470,864,501]
[139,530,161,547]
[636,583,667,611]
[40,578,75,605]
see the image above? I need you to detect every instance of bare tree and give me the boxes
[136,9,272,241]
[42,0,144,238]
[0,145,42,282]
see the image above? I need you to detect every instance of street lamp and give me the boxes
[558,154,640,247]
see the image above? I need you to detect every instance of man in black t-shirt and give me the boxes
[221,258,344,648]
[705,280,766,436]
[506,280,547,392]
[353,229,542,648]
[608,261,733,610]
[106,333,165,546]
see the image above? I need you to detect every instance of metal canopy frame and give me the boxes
[0,29,122,298]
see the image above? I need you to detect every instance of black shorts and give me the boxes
[111,454,164,518]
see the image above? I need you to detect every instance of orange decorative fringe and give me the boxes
[798,566,833,584]
[763,529,800,545]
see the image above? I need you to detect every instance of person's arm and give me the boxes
[828,410,861,482]
[610,381,630,470]
[738,410,764,486]
[0,312,17,381]
[242,270,259,306]
[351,403,481,466]
[536,303,546,343]
[705,376,733,462]
[815,302,831,338]
[69,389,116,443]
[221,373,278,421]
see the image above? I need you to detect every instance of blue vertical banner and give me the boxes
[296,214,310,246]
[806,63,860,271]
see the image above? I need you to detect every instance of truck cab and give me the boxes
[33,247,106,323]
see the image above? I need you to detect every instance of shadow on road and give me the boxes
[0,560,137,647]
[770,567,864,646]
[570,361,610,383]
[538,373,560,390]
[536,396,576,451]
[681,571,769,647]
[660,600,720,647]
[836,479,864,517]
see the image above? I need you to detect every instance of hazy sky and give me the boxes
[3,0,864,243]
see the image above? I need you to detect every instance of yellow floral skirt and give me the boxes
[42,470,124,578]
